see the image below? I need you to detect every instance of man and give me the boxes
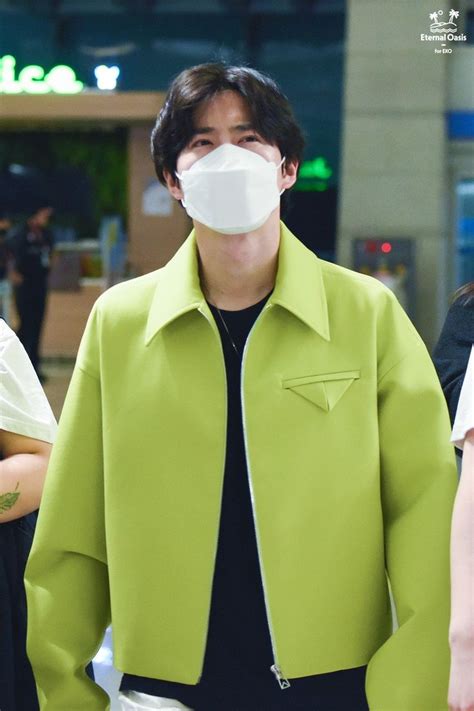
[25,64,457,711]
[9,204,54,379]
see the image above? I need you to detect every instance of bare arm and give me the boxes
[448,429,474,711]
[0,429,52,523]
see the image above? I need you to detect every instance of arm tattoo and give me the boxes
[0,482,20,514]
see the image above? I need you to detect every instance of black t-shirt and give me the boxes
[120,296,368,711]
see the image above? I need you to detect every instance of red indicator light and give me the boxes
[381,242,392,254]
[365,241,377,253]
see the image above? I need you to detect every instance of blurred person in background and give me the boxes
[434,283,474,428]
[434,283,474,711]
[0,318,56,711]
[26,63,457,711]
[0,214,12,322]
[9,203,54,381]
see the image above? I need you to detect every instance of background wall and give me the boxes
[337,0,473,348]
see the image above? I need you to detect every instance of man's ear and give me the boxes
[281,159,298,191]
[163,169,184,201]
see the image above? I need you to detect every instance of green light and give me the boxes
[294,156,333,192]
[294,179,329,192]
[298,157,333,181]
[0,55,83,94]
[18,66,49,94]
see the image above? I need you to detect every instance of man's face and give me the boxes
[165,90,297,201]
[31,207,53,228]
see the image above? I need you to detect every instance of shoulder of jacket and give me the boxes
[451,295,474,319]
[443,298,474,346]
[94,269,163,317]
[319,258,395,304]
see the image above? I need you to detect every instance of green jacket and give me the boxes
[25,223,457,710]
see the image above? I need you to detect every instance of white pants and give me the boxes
[118,690,193,710]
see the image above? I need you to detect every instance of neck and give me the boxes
[195,211,280,311]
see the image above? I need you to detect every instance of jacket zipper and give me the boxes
[240,304,291,690]
[270,664,291,689]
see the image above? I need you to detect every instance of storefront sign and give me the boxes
[0,55,84,94]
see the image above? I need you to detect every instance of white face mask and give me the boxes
[175,143,285,235]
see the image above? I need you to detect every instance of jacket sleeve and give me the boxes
[365,298,458,711]
[25,303,111,710]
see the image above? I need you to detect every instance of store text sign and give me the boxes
[0,55,84,94]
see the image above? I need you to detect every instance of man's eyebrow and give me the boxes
[191,126,214,136]
[232,122,255,132]
[190,122,256,137]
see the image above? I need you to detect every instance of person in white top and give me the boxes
[0,318,56,521]
[0,318,56,711]
[448,343,474,711]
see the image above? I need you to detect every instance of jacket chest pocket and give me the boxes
[282,370,360,412]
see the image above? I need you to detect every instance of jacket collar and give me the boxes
[271,222,330,341]
[145,229,204,345]
[145,221,330,345]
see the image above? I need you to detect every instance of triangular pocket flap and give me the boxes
[283,371,359,412]
[324,378,355,410]
[285,381,329,411]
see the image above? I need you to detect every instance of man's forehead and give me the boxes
[192,90,252,129]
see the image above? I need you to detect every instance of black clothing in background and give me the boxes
[433,295,474,425]
[0,508,94,711]
[13,284,48,374]
[0,511,40,711]
[0,229,9,280]
[9,223,54,373]
[121,296,369,711]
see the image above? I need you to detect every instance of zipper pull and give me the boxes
[270,664,291,689]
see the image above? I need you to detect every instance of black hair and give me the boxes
[151,63,305,213]
[453,282,474,305]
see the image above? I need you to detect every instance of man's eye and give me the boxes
[241,135,259,142]
[192,139,211,148]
